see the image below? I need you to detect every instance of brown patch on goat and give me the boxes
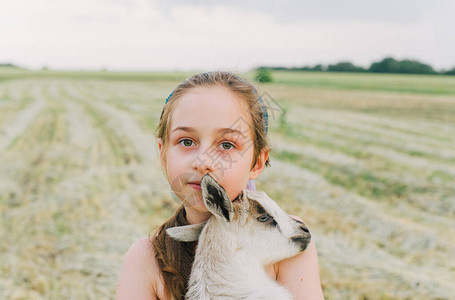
[249,200,279,228]
[229,197,247,222]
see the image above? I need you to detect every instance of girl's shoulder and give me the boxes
[275,214,325,299]
[116,237,171,300]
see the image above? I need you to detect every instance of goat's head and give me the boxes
[166,173,311,264]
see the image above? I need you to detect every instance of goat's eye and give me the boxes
[257,215,270,222]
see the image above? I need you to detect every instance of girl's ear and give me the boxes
[157,138,166,167]
[200,174,233,222]
[249,148,269,180]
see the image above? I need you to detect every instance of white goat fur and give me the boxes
[167,174,311,300]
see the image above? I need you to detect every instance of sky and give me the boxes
[1,0,454,71]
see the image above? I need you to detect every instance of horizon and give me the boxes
[2,56,453,74]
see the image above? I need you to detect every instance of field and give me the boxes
[0,69,454,299]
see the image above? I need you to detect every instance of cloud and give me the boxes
[155,0,447,24]
[1,0,454,70]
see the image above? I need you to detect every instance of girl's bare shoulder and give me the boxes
[275,214,325,299]
[116,237,170,300]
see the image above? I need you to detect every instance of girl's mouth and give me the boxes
[188,181,201,190]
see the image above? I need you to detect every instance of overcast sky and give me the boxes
[1,0,454,71]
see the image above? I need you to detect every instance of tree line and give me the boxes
[258,57,455,75]
[0,63,21,68]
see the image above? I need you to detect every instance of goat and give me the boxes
[166,173,311,300]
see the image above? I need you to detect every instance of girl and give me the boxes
[116,71,324,300]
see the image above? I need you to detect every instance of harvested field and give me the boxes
[0,70,454,299]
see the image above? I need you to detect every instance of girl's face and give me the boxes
[158,86,268,216]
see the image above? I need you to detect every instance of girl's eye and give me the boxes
[220,142,234,150]
[257,215,270,222]
[179,139,194,147]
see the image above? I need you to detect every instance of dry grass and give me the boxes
[0,71,454,299]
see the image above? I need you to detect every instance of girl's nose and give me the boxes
[191,146,216,173]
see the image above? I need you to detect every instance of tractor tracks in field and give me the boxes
[265,158,455,253]
[68,81,158,161]
[273,104,455,217]
[60,80,168,220]
[55,82,170,295]
[261,159,455,298]
[2,81,72,206]
[287,106,455,161]
[0,83,46,151]
[1,80,169,299]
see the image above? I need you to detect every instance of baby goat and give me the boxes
[167,173,311,300]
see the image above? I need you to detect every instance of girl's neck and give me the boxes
[184,206,212,225]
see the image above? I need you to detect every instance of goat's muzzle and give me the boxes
[291,227,311,251]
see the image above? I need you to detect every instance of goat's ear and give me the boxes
[241,188,248,202]
[201,173,233,222]
[166,222,206,242]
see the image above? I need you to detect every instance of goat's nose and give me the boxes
[300,225,310,233]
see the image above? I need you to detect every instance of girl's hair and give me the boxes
[151,71,271,299]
